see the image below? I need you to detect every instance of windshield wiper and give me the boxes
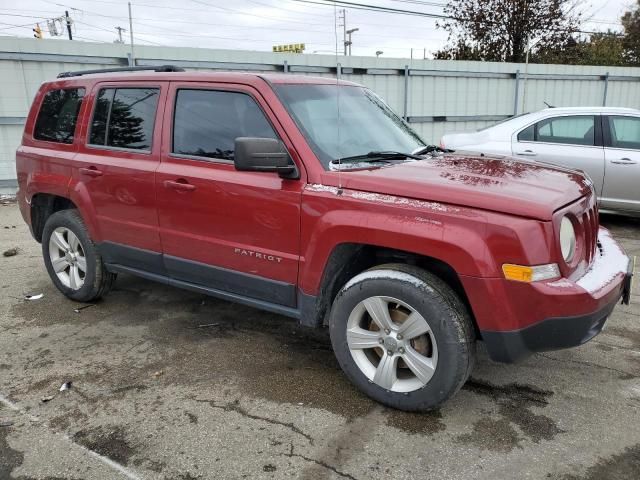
[335,151,423,163]
[412,145,455,155]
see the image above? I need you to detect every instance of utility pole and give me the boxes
[64,10,72,40]
[115,26,126,44]
[521,36,541,114]
[340,9,346,56]
[128,2,135,66]
[346,28,358,56]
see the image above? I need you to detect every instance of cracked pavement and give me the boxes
[1,202,639,479]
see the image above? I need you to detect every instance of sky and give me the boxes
[0,0,635,59]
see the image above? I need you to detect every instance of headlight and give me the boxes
[560,216,576,263]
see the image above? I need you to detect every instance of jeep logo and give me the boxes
[234,248,283,263]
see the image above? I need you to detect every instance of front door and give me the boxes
[602,114,640,213]
[512,114,606,195]
[74,82,166,273]
[156,82,304,307]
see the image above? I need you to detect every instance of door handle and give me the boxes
[163,179,196,192]
[515,150,537,157]
[79,167,103,177]
[611,158,638,165]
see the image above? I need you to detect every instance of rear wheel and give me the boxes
[42,209,116,302]
[329,264,475,411]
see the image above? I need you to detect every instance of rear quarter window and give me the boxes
[33,88,85,144]
[89,87,160,151]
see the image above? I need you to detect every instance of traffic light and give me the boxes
[33,24,42,39]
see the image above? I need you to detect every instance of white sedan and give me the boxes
[440,107,640,215]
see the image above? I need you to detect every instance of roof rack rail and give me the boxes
[57,65,185,78]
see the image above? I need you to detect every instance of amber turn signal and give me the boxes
[502,263,560,282]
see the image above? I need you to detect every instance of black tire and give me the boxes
[42,209,116,302]
[329,263,475,411]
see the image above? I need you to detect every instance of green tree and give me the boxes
[435,0,581,62]
[535,32,626,66]
[622,0,640,64]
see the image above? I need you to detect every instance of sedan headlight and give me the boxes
[560,216,576,263]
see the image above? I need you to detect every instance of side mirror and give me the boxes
[234,137,298,179]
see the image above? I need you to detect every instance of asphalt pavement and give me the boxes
[1,202,639,480]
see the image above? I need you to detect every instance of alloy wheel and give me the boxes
[346,296,438,393]
[48,227,86,290]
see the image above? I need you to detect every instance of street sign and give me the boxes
[272,43,305,53]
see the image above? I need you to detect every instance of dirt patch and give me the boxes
[132,458,166,473]
[111,384,149,395]
[24,376,62,394]
[174,473,202,480]
[385,409,446,435]
[20,477,85,480]
[457,417,520,453]
[606,327,640,348]
[0,364,10,370]
[462,379,563,444]
[73,425,135,465]
[558,444,640,479]
[0,427,24,479]
[595,343,613,352]
[49,407,89,432]
[185,412,198,424]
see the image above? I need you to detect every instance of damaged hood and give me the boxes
[334,154,592,220]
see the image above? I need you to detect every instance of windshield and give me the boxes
[274,84,425,169]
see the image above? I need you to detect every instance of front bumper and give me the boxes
[463,228,632,363]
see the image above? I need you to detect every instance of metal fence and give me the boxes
[2,36,640,190]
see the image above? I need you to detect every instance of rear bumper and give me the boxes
[16,189,34,238]
[464,228,631,363]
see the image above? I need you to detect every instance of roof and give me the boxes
[49,69,361,87]
[536,106,640,114]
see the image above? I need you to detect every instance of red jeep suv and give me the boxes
[16,66,633,411]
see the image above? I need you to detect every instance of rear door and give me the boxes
[155,82,304,307]
[511,114,606,195]
[601,114,640,213]
[75,81,167,273]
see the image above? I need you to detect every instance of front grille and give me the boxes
[581,203,599,264]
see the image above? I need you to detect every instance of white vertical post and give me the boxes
[128,2,135,66]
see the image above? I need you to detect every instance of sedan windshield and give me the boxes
[274,84,426,169]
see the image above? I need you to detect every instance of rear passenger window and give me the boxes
[172,89,277,161]
[33,88,85,144]
[89,87,159,150]
[521,116,595,146]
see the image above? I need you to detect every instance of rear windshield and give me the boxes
[33,88,85,144]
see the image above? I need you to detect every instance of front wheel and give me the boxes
[329,264,475,411]
[42,209,116,302]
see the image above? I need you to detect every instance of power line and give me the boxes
[289,0,449,18]
[14,4,445,40]
[1,1,623,53]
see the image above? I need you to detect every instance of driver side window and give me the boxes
[172,89,277,162]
